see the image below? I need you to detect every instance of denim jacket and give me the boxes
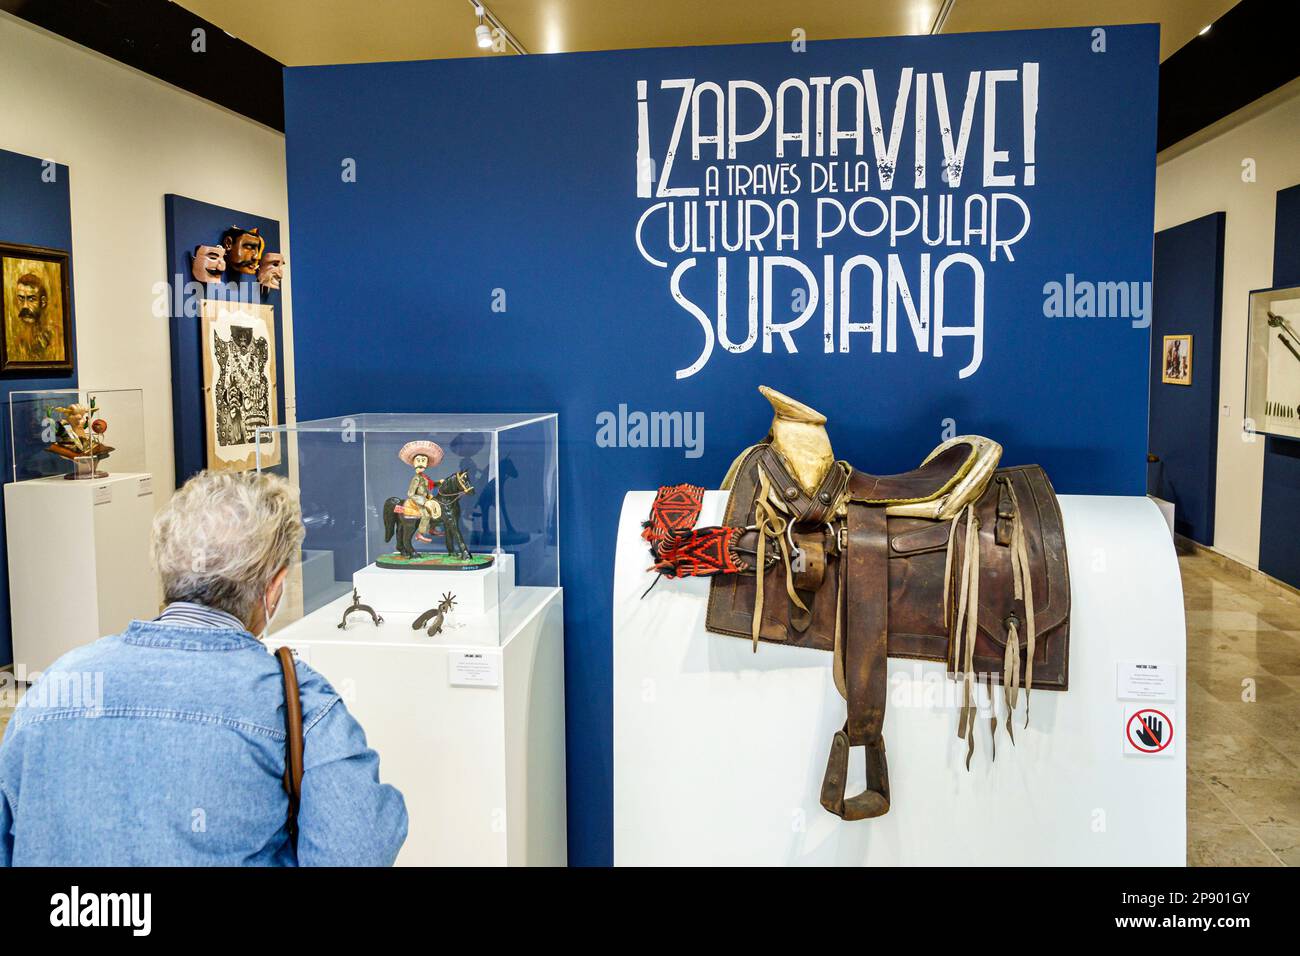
[0,617,408,866]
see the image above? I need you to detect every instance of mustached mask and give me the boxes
[192,244,227,283]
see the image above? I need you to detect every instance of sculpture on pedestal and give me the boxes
[379,439,493,570]
[45,397,113,479]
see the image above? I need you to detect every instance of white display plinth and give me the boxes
[4,472,159,672]
[1148,495,1176,540]
[613,492,1186,866]
[271,584,566,866]
[353,552,514,618]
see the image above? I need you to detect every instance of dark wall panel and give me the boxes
[1148,212,1224,544]
[1261,183,1300,587]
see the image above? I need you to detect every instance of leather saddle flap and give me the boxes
[706,448,1070,692]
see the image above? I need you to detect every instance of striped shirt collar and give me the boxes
[155,601,248,631]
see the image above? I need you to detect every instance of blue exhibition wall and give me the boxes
[1262,183,1300,588]
[1149,212,1224,544]
[0,147,77,667]
[283,26,1159,864]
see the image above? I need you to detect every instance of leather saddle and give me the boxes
[645,386,1070,821]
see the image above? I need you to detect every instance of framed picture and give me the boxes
[1245,285,1300,439]
[200,299,281,471]
[0,242,73,374]
[1161,334,1192,386]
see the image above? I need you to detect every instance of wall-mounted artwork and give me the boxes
[1161,334,1192,386]
[191,244,226,284]
[257,252,285,292]
[200,299,280,470]
[188,231,285,288]
[0,242,72,374]
[1246,286,1300,439]
[165,194,286,486]
[220,225,266,276]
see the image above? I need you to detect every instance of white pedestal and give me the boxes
[5,472,158,673]
[270,583,566,866]
[613,492,1186,866]
[353,553,515,618]
[1148,495,1176,540]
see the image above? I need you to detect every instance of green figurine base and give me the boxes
[376,551,495,571]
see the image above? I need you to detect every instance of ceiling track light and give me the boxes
[930,0,957,35]
[467,0,529,55]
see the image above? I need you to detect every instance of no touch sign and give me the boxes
[1123,705,1176,757]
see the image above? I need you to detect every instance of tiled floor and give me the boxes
[0,550,1296,864]
[1183,550,1300,866]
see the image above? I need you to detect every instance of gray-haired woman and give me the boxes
[0,471,408,866]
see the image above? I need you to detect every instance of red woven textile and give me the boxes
[643,484,740,577]
[651,526,741,577]
[642,483,705,551]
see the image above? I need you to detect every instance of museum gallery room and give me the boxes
[1,0,1300,896]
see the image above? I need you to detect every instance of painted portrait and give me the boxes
[1,243,72,373]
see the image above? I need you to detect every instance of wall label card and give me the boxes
[449,650,500,688]
[1123,705,1176,757]
[1117,660,1176,701]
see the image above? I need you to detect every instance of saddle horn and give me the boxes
[759,385,835,496]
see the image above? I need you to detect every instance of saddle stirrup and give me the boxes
[819,501,891,820]
[820,725,890,820]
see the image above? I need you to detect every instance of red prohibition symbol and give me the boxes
[1126,707,1173,753]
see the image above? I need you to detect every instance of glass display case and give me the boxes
[256,412,559,646]
[9,387,147,481]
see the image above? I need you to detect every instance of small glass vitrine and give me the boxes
[9,387,146,481]
[256,412,559,646]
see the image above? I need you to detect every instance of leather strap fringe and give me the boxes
[1005,478,1036,727]
[951,504,980,769]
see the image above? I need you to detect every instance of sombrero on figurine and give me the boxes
[398,440,444,468]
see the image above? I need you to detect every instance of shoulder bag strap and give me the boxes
[276,646,305,844]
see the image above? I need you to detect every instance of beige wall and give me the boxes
[1155,80,1300,568]
[0,12,294,494]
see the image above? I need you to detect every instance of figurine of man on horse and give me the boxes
[381,439,492,569]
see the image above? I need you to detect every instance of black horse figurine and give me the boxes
[382,469,487,567]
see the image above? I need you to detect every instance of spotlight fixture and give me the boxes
[465,0,528,55]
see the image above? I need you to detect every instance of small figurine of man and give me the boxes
[397,440,445,543]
